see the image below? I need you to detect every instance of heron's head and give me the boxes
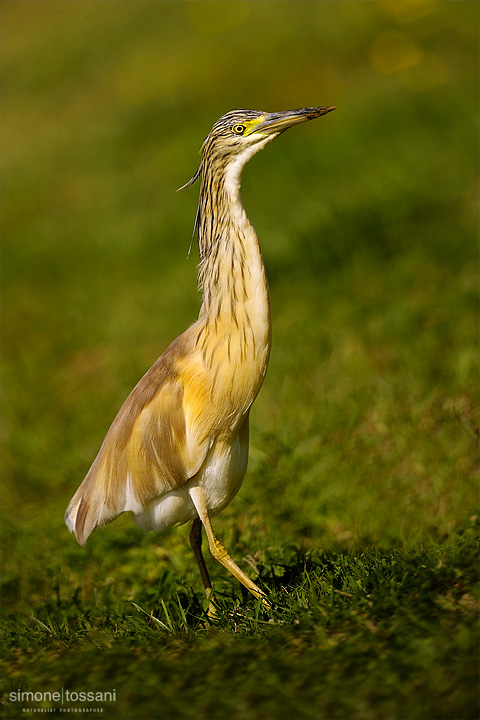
[181,106,335,189]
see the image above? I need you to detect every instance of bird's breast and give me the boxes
[197,302,271,422]
[195,219,271,435]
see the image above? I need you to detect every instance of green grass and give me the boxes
[2,530,479,720]
[1,2,478,719]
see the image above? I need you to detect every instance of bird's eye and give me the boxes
[232,124,246,135]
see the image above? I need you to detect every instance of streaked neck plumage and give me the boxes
[194,143,272,409]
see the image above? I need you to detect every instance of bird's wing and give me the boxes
[65,325,217,545]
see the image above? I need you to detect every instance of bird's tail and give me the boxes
[64,479,105,546]
[65,455,125,545]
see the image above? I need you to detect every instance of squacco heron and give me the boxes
[65,106,335,609]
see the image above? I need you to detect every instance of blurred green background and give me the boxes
[1,1,478,719]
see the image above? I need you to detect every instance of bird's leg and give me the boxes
[189,486,270,610]
[189,517,216,616]
[189,518,212,593]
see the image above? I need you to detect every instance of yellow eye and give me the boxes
[232,124,246,135]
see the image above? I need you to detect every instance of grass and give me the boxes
[2,530,479,719]
[1,2,478,719]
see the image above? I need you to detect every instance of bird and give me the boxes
[65,106,335,610]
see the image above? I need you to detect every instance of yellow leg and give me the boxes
[189,486,270,609]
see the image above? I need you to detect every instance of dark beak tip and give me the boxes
[311,106,336,118]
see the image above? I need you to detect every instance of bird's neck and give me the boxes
[197,162,270,325]
[195,162,272,402]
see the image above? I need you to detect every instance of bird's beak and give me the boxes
[253,106,336,135]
